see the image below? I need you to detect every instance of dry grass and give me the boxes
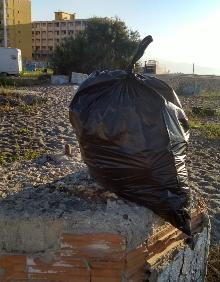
[0,76,48,87]
[201,91,220,97]
[207,245,220,282]
[186,107,220,139]
[20,69,53,77]
[0,86,30,97]
[0,104,14,112]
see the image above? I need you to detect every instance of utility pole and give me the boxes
[3,0,8,48]
[193,63,197,95]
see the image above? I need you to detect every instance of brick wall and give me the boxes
[0,208,207,282]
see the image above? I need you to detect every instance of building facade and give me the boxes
[0,1,5,47]
[32,12,87,61]
[0,0,32,61]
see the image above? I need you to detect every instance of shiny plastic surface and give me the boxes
[69,36,191,235]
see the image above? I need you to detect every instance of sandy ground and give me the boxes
[180,95,220,242]
[0,85,219,242]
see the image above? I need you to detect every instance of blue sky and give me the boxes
[32,0,220,74]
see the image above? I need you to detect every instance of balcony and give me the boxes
[47,26,54,31]
[33,49,50,55]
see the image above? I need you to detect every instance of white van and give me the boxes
[0,47,22,75]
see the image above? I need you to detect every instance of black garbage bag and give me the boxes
[69,36,191,235]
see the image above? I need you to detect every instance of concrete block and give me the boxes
[0,167,210,281]
[71,72,88,84]
[0,201,210,281]
[51,75,69,85]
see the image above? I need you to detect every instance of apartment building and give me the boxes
[0,0,32,60]
[0,1,5,46]
[32,12,87,61]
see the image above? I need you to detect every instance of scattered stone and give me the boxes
[64,143,73,156]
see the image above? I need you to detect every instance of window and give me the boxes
[82,21,87,27]
[48,31,53,38]
[42,31,46,38]
[55,23,59,28]
[75,21,82,26]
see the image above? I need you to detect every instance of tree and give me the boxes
[50,17,140,75]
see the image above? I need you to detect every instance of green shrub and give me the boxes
[20,69,53,77]
[189,118,202,129]
[200,123,220,139]
[23,149,41,160]
[17,127,28,135]
[188,107,220,139]
[192,107,217,117]
[51,17,140,74]
[189,118,220,139]
[18,104,32,113]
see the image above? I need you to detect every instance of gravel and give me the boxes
[180,95,220,242]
